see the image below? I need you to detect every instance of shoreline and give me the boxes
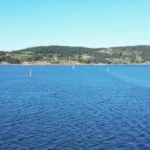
[0,63,150,66]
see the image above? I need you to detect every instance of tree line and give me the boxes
[0,45,150,64]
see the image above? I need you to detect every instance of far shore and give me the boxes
[0,63,150,66]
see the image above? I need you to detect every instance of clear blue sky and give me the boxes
[0,0,150,51]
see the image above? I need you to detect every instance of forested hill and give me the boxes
[0,45,150,64]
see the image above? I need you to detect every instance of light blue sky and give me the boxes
[0,0,150,51]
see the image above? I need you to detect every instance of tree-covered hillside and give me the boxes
[0,45,150,64]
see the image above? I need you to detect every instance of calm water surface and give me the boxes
[0,65,150,150]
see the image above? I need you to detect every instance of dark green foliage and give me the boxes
[79,59,91,64]
[0,56,20,64]
[141,49,150,61]
[0,51,6,56]
[110,45,150,52]
[18,46,101,57]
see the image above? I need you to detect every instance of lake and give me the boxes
[0,65,150,150]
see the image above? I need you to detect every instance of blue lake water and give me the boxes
[0,65,150,150]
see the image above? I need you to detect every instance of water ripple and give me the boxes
[0,66,150,149]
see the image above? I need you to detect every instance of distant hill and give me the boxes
[0,45,150,64]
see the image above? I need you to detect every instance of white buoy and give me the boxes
[29,69,32,79]
[72,65,75,70]
[106,67,109,73]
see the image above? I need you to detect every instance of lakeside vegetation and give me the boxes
[0,45,150,64]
